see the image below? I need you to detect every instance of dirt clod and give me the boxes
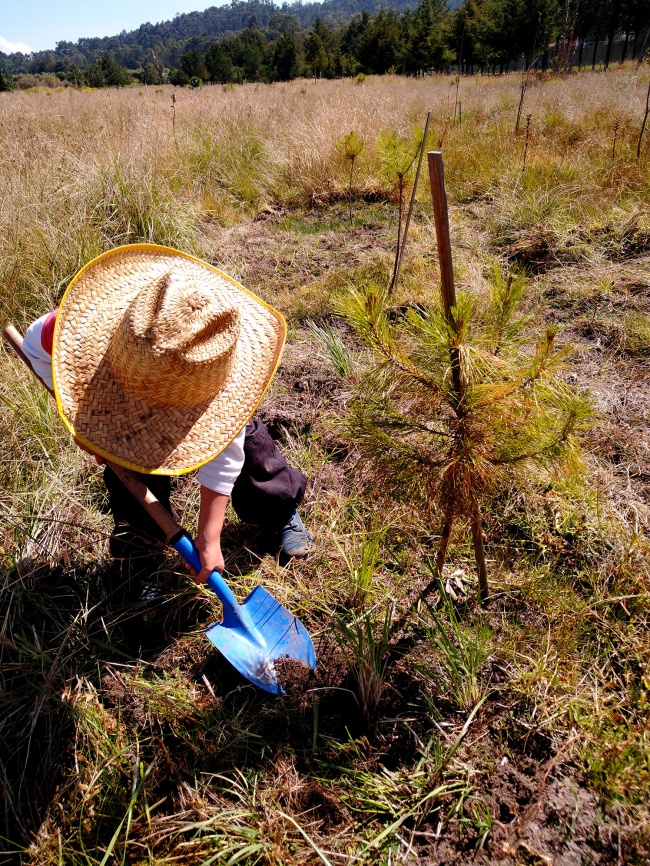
[276,657,315,708]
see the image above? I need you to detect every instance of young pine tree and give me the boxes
[377,130,423,292]
[333,265,591,604]
[338,130,364,224]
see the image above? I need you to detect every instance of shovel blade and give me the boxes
[205,584,316,694]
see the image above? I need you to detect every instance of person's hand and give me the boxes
[191,487,229,585]
[74,435,105,465]
[191,533,225,584]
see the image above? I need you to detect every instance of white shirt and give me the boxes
[23,313,246,495]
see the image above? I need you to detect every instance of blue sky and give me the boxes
[1,2,222,53]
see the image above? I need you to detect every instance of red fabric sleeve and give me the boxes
[40,308,59,356]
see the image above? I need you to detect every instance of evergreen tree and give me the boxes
[0,69,15,91]
[597,0,624,67]
[461,0,559,71]
[623,0,650,60]
[97,55,132,86]
[168,66,192,85]
[402,0,452,73]
[136,60,164,85]
[357,9,403,73]
[341,12,370,59]
[271,31,302,80]
[305,18,334,77]
[83,62,106,87]
[180,47,209,81]
[229,29,269,81]
[206,42,236,83]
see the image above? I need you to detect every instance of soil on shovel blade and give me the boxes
[275,657,314,700]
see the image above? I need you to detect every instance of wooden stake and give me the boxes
[637,80,650,159]
[391,110,432,295]
[427,151,462,406]
[427,151,457,319]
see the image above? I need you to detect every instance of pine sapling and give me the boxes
[336,267,590,606]
[338,130,364,225]
[377,130,422,294]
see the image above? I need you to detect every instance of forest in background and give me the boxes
[0,0,648,90]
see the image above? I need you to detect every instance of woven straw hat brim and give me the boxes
[52,244,286,474]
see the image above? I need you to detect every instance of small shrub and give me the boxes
[338,130,365,224]
[17,74,40,90]
[377,129,422,289]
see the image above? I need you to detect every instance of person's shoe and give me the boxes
[278,510,314,561]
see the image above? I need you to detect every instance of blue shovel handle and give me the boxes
[172,532,241,628]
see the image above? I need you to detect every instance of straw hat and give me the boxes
[52,244,286,474]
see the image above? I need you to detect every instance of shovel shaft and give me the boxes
[107,462,183,541]
[172,533,240,621]
[3,324,55,397]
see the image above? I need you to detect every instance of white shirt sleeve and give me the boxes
[23,313,55,391]
[196,426,246,496]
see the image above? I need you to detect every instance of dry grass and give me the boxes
[1,67,648,322]
[1,66,650,864]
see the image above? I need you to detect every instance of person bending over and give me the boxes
[23,244,313,595]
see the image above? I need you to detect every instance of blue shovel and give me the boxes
[171,531,316,693]
[3,324,317,695]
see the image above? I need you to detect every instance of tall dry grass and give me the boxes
[1,67,648,326]
[2,68,647,520]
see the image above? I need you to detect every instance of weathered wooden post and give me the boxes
[427,151,489,604]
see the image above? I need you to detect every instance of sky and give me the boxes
[0,1,222,53]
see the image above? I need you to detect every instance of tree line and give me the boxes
[1,0,648,91]
[0,0,420,76]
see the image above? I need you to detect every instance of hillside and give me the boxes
[0,0,433,72]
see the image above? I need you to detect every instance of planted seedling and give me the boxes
[338,130,364,225]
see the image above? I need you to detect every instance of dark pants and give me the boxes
[105,419,307,562]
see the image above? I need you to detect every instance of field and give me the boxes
[1,67,650,864]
